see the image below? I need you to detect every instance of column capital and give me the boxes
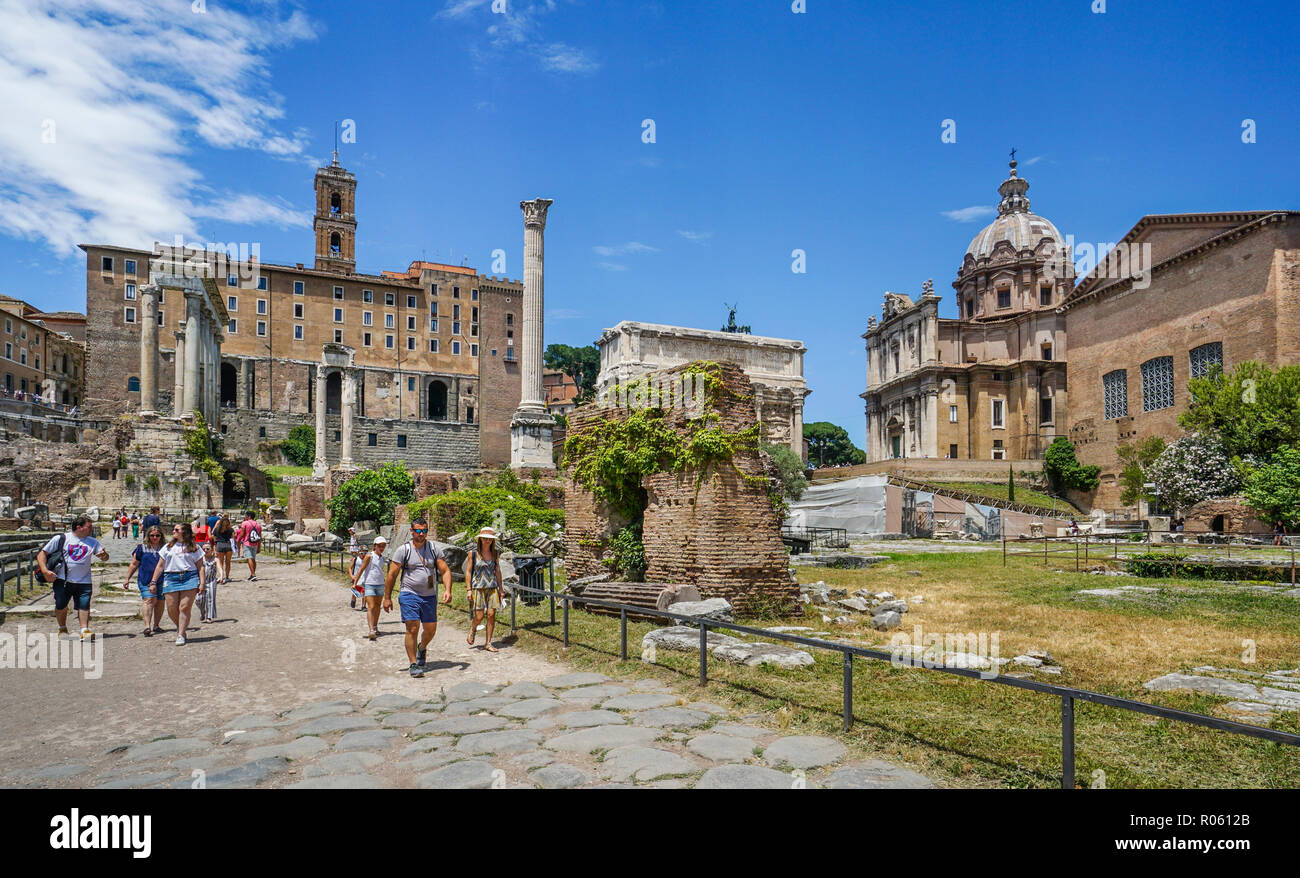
[173,329,186,342]
[520,198,554,229]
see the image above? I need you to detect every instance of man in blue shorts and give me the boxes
[383,519,451,678]
[37,515,109,641]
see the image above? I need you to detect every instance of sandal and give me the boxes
[484,645,499,653]
[142,628,153,637]
[466,634,476,646]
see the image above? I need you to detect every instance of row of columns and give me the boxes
[140,283,222,426]
[867,389,940,460]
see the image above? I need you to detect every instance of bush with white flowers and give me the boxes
[1146,434,1239,512]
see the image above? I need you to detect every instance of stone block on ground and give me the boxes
[712,641,815,669]
[641,626,741,660]
[667,597,735,624]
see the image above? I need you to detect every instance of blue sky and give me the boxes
[1,0,1297,446]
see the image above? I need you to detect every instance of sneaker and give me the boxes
[416,647,427,669]
[80,628,94,642]
[152,626,164,634]
[408,662,424,678]
[350,594,357,609]
[367,629,378,641]
[175,635,186,645]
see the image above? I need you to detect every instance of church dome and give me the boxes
[965,160,1064,261]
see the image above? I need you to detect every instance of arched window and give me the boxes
[330,192,341,215]
[330,232,341,255]
[127,376,141,392]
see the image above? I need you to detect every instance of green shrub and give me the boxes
[326,462,415,532]
[1044,437,1100,494]
[124,473,136,488]
[409,470,562,545]
[603,523,646,580]
[1126,551,1215,579]
[280,425,316,467]
[144,474,160,490]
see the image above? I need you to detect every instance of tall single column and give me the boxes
[238,358,249,410]
[211,332,224,427]
[518,198,552,412]
[792,397,805,461]
[926,389,939,459]
[182,291,202,417]
[313,366,329,477]
[510,198,556,469]
[172,330,186,416]
[138,285,159,413]
[340,368,355,467]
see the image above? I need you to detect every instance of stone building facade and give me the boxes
[596,321,809,459]
[565,361,797,613]
[1062,211,1300,508]
[862,160,1072,463]
[80,155,523,468]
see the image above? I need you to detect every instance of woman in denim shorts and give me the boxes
[351,535,389,641]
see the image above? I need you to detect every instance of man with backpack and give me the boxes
[382,520,452,678]
[37,515,109,640]
[234,510,263,582]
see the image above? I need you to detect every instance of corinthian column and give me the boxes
[340,368,355,467]
[518,198,552,413]
[172,330,186,416]
[183,290,202,417]
[313,366,329,477]
[138,285,159,414]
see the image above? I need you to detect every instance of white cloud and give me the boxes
[436,0,599,74]
[593,242,659,257]
[0,0,319,256]
[1022,155,1044,166]
[598,262,627,272]
[941,205,996,223]
[677,230,712,244]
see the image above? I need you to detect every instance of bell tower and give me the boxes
[313,150,356,273]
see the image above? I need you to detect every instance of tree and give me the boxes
[544,343,601,403]
[1180,361,1300,462]
[325,462,415,532]
[1007,464,1015,503]
[1043,437,1100,494]
[1116,435,1166,506]
[763,443,808,503]
[1242,445,1300,530]
[1145,434,1239,513]
[280,424,316,467]
[803,422,865,467]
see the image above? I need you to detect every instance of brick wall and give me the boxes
[563,361,796,613]
[477,279,522,466]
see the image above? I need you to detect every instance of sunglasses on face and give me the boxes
[412,529,427,535]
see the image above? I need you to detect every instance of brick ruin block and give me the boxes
[564,360,797,614]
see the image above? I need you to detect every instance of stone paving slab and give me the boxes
[533,763,590,789]
[824,761,937,789]
[542,672,611,688]
[560,710,626,728]
[696,764,802,790]
[631,707,712,729]
[544,725,661,754]
[456,729,544,755]
[762,736,847,770]
[293,715,379,737]
[602,693,679,711]
[601,746,698,783]
[413,715,509,737]
[419,760,499,789]
[495,698,565,719]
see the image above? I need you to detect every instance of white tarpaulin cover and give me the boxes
[785,475,888,535]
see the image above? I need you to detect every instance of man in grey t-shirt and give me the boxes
[383,519,452,678]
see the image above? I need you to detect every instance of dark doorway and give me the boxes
[428,380,447,420]
[220,362,237,407]
[1211,514,1226,533]
[326,371,342,414]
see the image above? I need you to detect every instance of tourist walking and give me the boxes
[197,542,219,623]
[36,515,109,641]
[213,514,235,583]
[148,523,206,645]
[142,506,162,534]
[1275,521,1286,547]
[192,514,211,547]
[121,525,166,636]
[464,527,504,652]
[383,519,451,677]
[130,512,141,540]
[234,510,262,581]
[352,536,388,640]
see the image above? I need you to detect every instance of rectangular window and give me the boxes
[1041,343,1052,361]
[334,329,342,343]
[294,303,304,319]
[259,427,267,438]
[384,292,395,306]
[334,430,341,442]
[997,289,1011,309]
[470,343,478,357]
[1141,356,1174,412]
[471,288,478,301]
[407,315,416,331]
[397,435,407,449]
[964,298,974,318]
[949,443,958,459]
[1040,396,1053,424]
[431,284,439,297]
[470,323,478,338]
[385,335,394,349]
[430,302,438,317]
[471,307,478,322]
[363,311,373,326]
[408,377,416,391]
[367,433,377,447]
[406,337,415,351]
[227,275,237,287]
[257,321,267,337]
[505,313,514,326]
[334,308,343,323]
[453,304,460,320]
[1190,342,1223,380]
[293,325,303,340]
[991,398,1004,428]
[362,289,373,303]
[228,319,237,334]
[452,321,461,336]
[334,286,344,300]
[257,299,267,315]
[363,332,372,347]
[3,343,10,359]
[429,318,438,333]
[452,286,460,299]
[101,256,113,272]
[124,307,136,324]
[453,341,461,355]
[19,350,26,366]
[157,310,165,326]
[224,296,237,312]
[294,280,304,295]
[407,295,416,309]
[992,439,1005,460]
[949,404,958,423]
[257,276,268,291]
[385,314,395,329]
[124,259,136,275]
[1040,286,1052,306]
[430,339,439,353]
[1103,369,1127,420]
[466,406,474,424]
[125,283,136,300]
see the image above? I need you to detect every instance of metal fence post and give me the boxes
[562,596,569,648]
[1002,536,1006,567]
[0,556,5,602]
[1075,539,1079,572]
[549,575,556,625]
[1084,534,1089,565]
[698,622,708,686]
[843,652,853,731]
[1044,535,1048,566]
[1062,695,1075,790]
[510,588,516,635]
[620,608,628,661]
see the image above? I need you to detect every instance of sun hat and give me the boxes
[373,535,388,545]
[475,527,498,542]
